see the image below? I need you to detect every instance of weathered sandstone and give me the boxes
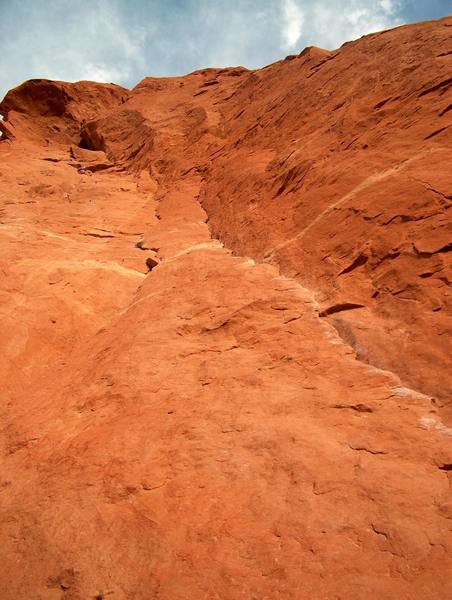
[0,16,451,600]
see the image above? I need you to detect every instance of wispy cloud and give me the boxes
[0,0,447,100]
[280,0,403,52]
[281,0,304,49]
[81,63,127,84]
[0,0,146,95]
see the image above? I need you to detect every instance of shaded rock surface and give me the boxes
[0,17,451,600]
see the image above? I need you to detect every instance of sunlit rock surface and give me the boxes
[0,16,451,600]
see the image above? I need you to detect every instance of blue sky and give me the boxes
[0,0,451,99]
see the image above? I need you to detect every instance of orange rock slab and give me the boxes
[0,16,451,600]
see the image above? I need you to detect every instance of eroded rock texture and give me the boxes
[0,17,451,600]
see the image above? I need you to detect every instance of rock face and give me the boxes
[0,17,451,600]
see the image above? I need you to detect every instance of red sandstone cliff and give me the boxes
[0,16,451,600]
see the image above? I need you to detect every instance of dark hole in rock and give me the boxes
[146,257,159,271]
[319,302,364,318]
[439,464,452,471]
[136,240,159,252]
[78,136,91,150]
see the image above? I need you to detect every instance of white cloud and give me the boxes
[0,0,408,100]
[379,0,396,13]
[81,63,128,84]
[281,0,305,49]
[298,0,404,51]
[0,0,146,97]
